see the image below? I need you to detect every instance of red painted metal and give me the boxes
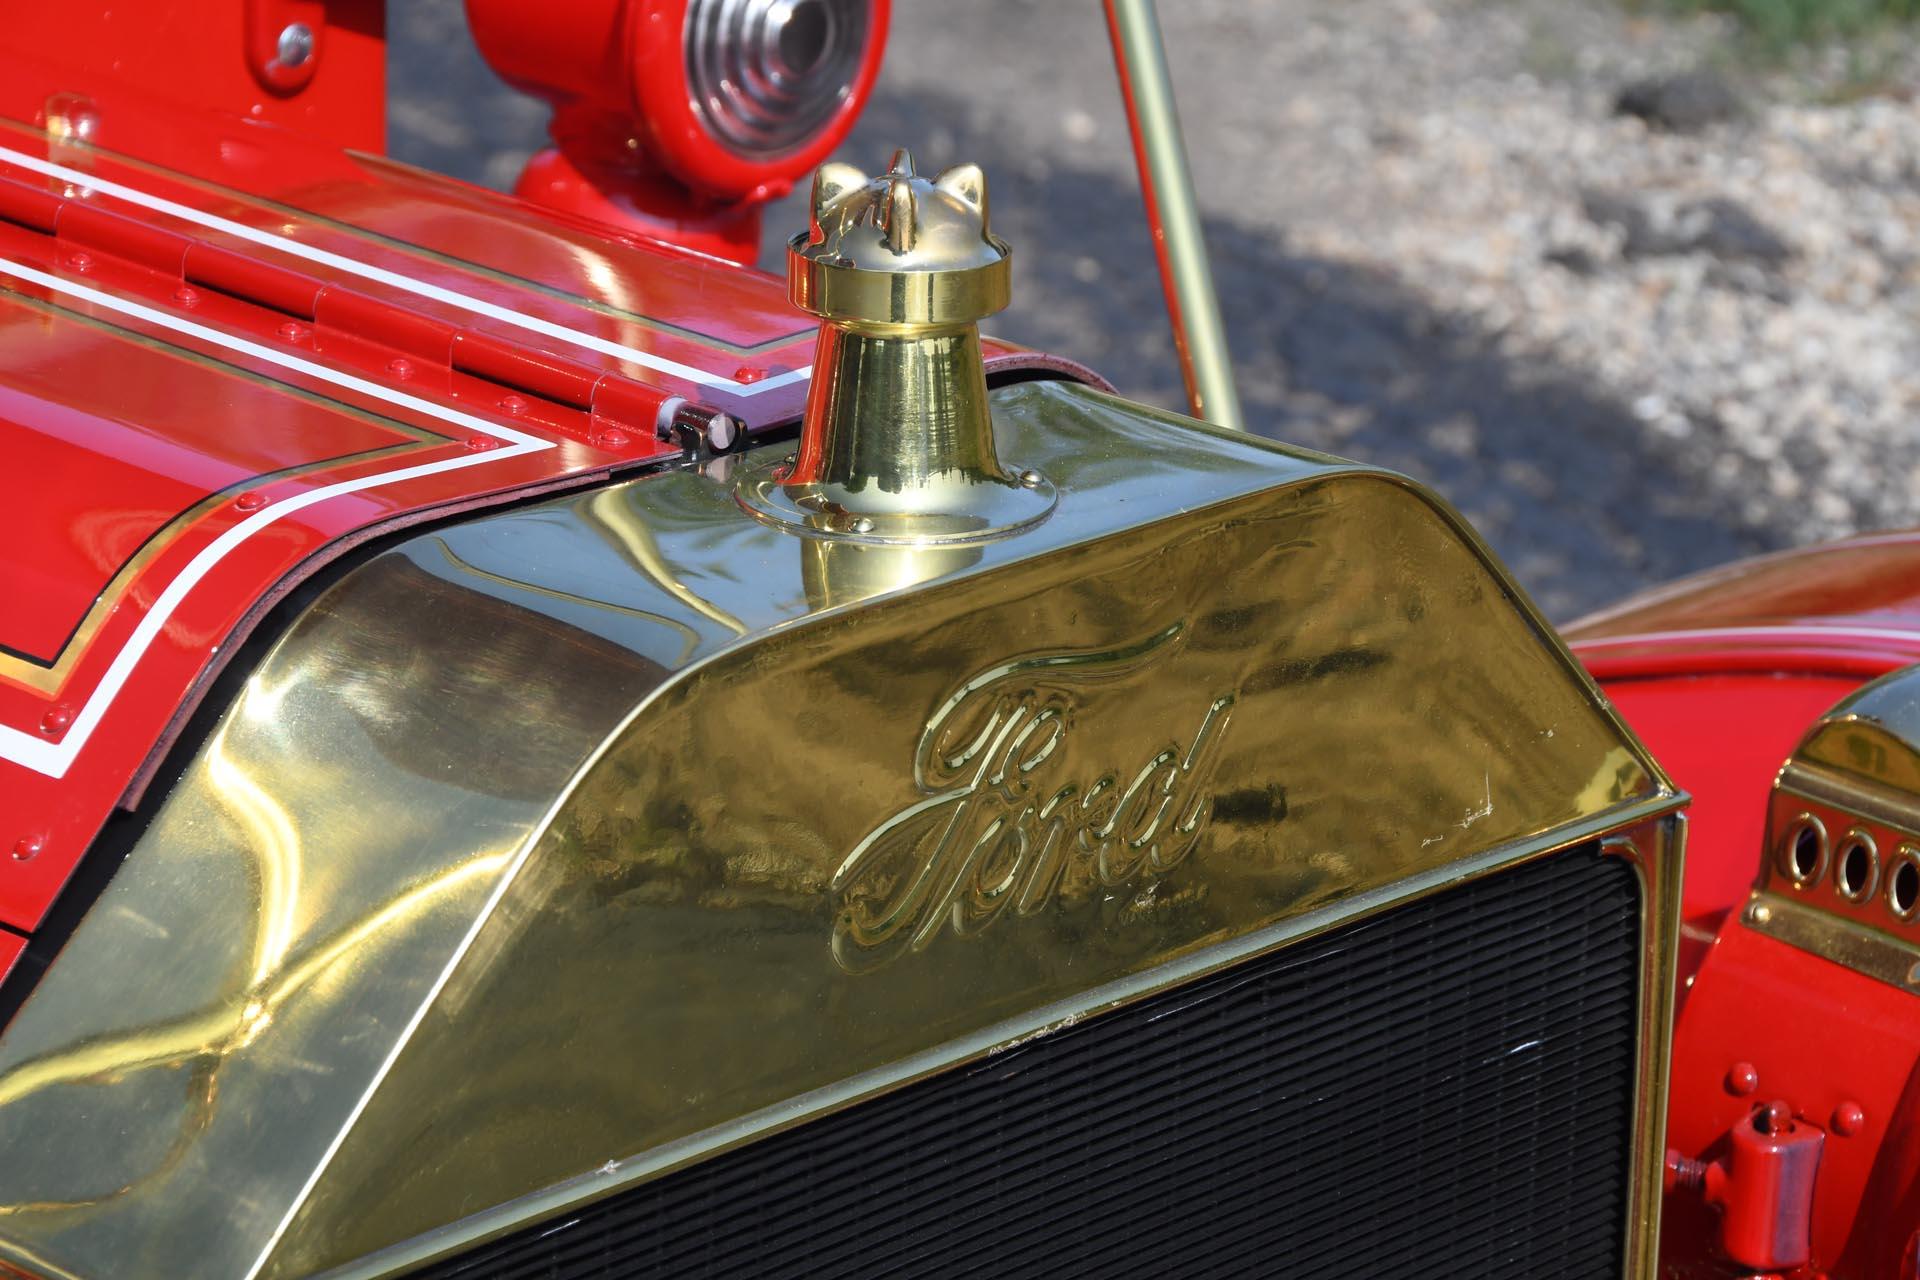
[467,0,889,255]
[1569,530,1920,681]
[1663,919,1920,1276]
[512,119,767,264]
[0,1,385,154]
[0,930,20,986]
[1565,534,1920,1278]
[1671,1101,1824,1270]
[1600,674,1864,937]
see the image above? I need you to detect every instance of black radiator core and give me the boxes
[424,844,1642,1279]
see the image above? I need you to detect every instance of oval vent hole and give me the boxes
[1839,840,1873,899]
[1791,826,1821,881]
[1894,860,1919,918]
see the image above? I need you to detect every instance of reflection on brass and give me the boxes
[739,150,1055,543]
[1745,665,1920,987]
[0,381,1682,1280]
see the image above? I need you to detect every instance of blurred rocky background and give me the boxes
[391,0,1920,619]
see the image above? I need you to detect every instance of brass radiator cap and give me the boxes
[741,150,1055,543]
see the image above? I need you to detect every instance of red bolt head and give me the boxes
[66,250,92,272]
[597,428,629,448]
[38,704,72,736]
[11,834,44,862]
[1726,1062,1760,1096]
[277,321,309,342]
[234,491,266,512]
[1834,1101,1866,1136]
[173,285,201,307]
[464,435,499,451]
[733,365,765,383]
[387,357,414,379]
[1755,1100,1794,1134]
[497,394,528,415]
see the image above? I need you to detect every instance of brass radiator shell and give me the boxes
[0,381,1682,1279]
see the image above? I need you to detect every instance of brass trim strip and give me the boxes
[1745,889,1920,991]
[1607,816,1685,1280]
[1783,763,1920,836]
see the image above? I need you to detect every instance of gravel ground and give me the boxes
[391,0,1920,619]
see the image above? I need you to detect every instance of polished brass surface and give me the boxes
[1745,890,1920,989]
[1741,666,1920,987]
[747,150,1054,542]
[1102,0,1245,430]
[0,380,1682,1280]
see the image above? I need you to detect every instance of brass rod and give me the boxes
[1102,0,1244,431]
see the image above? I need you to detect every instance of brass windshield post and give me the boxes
[1103,0,1245,431]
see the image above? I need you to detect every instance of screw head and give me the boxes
[597,428,629,448]
[1726,1062,1760,1096]
[276,22,316,69]
[851,516,876,534]
[497,394,527,416]
[234,491,267,512]
[464,435,500,451]
[386,357,414,379]
[38,705,71,737]
[173,285,201,307]
[11,834,44,862]
[1019,469,1043,488]
[1834,1101,1866,1136]
[277,321,308,342]
[66,251,92,272]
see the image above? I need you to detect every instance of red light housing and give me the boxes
[468,0,889,256]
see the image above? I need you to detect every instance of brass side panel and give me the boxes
[0,381,1681,1280]
[1743,666,1920,987]
[278,474,1668,1274]
[0,551,669,1280]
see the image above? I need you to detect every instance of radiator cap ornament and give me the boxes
[739,148,1055,543]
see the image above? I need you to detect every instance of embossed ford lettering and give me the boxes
[829,622,1236,972]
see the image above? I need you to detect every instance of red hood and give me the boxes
[0,78,1080,942]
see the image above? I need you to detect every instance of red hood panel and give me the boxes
[2,313,423,663]
[0,112,828,936]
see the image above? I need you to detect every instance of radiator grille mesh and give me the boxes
[422,844,1641,1279]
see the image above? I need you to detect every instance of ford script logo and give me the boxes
[830,622,1236,972]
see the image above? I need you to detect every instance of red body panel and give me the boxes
[0,3,386,155]
[1664,922,1920,1275]
[1601,673,1864,999]
[1567,539,1920,1276]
